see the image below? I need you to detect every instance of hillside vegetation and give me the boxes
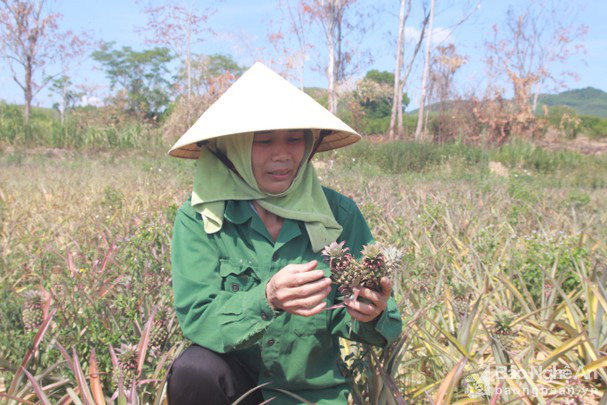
[537,87,607,118]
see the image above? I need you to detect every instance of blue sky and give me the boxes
[0,0,605,110]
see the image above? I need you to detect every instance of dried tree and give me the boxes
[51,30,91,123]
[427,44,466,141]
[414,0,435,141]
[485,0,587,115]
[137,1,214,101]
[0,0,74,121]
[302,0,373,114]
[272,0,314,90]
[389,0,430,140]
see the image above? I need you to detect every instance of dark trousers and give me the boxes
[167,344,264,405]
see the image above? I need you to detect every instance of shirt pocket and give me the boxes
[292,308,329,337]
[219,259,260,293]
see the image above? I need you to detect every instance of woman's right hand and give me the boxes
[265,260,332,317]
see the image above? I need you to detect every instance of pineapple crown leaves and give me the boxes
[382,246,404,269]
[493,310,516,331]
[22,289,45,307]
[321,240,349,260]
[116,343,139,367]
[361,244,382,259]
[153,305,171,323]
[452,283,471,298]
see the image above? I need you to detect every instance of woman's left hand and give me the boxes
[344,277,392,323]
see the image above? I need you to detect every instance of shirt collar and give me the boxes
[224,200,254,225]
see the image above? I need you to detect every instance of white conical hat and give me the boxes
[168,62,361,159]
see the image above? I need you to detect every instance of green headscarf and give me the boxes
[191,130,342,252]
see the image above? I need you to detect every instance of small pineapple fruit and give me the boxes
[149,306,170,350]
[322,241,360,295]
[22,290,44,332]
[112,344,138,390]
[413,275,432,294]
[491,311,517,352]
[360,244,387,292]
[452,284,472,318]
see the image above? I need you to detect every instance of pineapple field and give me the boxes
[1,141,606,404]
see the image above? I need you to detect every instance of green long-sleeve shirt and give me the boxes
[171,186,403,404]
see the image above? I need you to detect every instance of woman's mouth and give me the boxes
[268,169,291,180]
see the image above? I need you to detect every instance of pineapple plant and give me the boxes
[491,311,517,352]
[112,343,138,390]
[22,290,45,332]
[452,283,472,318]
[149,306,171,350]
[321,241,361,296]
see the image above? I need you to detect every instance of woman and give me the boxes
[167,63,402,404]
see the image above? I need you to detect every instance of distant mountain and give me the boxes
[537,87,607,118]
[406,87,607,118]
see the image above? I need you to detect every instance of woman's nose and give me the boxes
[270,141,290,160]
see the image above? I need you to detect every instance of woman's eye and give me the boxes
[254,140,271,144]
[288,137,304,143]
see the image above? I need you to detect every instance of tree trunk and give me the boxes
[325,1,338,114]
[61,79,66,124]
[532,81,541,114]
[24,61,33,123]
[389,0,408,141]
[186,17,192,101]
[415,0,435,141]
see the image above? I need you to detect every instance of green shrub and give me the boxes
[579,115,607,139]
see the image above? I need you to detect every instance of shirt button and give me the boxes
[272,252,278,261]
[261,311,268,321]
[231,284,239,292]
[267,338,275,346]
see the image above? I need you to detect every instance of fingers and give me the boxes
[346,305,374,323]
[345,295,378,315]
[380,277,392,298]
[286,260,318,273]
[293,301,327,317]
[290,277,332,298]
[268,260,333,314]
[344,279,393,323]
[285,286,330,313]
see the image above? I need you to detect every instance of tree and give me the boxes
[302,0,374,114]
[185,53,244,97]
[278,0,311,91]
[137,1,214,101]
[50,30,91,123]
[0,0,79,121]
[355,70,409,120]
[49,75,81,121]
[485,0,587,115]
[389,0,430,140]
[414,0,435,141]
[92,43,174,118]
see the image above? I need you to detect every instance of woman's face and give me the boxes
[251,129,306,193]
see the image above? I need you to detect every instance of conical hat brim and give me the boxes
[168,62,361,159]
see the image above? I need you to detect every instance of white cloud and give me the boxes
[404,26,454,46]
[80,95,103,107]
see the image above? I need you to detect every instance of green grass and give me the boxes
[0,102,166,150]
